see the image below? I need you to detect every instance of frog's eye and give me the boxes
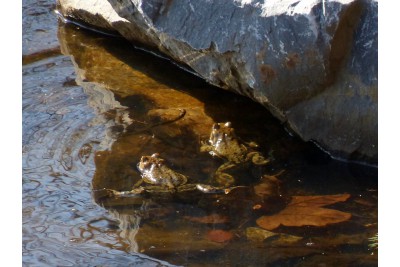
[151,153,160,158]
[213,123,220,130]
[224,122,232,127]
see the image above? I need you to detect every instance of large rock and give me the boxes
[56,0,378,164]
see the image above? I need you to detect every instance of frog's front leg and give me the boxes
[247,152,269,165]
[133,178,145,188]
[214,161,237,187]
[200,142,222,158]
[245,141,259,148]
[200,142,213,153]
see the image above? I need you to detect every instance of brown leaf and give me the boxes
[206,230,233,243]
[246,227,278,242]
[289,194,351,208]
[253,172,285,198]
[256,194,351,230]
[183,213,229,224]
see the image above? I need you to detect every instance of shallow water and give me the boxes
[23,2,377,266]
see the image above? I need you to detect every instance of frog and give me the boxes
[106,153,235,198]
[200,122,269,187]
[136,153,191,192]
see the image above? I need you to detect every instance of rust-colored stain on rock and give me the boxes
[285,53,300,69]
[259,64,276,85]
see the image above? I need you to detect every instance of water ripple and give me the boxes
[22,51,174,266]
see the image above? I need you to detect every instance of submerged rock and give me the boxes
[56,0,378,164]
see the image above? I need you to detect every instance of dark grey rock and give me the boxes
[56,0,378,164]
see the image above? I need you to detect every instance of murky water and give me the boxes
[23,1,377,266]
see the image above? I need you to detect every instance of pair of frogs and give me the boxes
[109,122,269,197]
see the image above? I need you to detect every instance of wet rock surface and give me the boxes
[56,0,378,164]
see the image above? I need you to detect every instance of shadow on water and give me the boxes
[23,12,377,265]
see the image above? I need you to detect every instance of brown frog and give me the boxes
[107,153,234,197]
[136,153,189,191]
[200,122,269,187]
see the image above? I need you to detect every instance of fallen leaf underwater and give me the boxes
[256,194,352,230]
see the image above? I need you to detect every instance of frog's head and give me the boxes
[209,122,236,145]
[137,153,164,173]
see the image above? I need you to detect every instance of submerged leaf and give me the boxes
[271,233,303,245]
[289,194,351,208]
[256,194,351,230]
[246,227,303,244]
[183,213,229,224]
[246,227,278,242]
[206,229,233,243]
[253,174,283,198]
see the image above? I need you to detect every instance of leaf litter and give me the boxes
[256,193,351,230]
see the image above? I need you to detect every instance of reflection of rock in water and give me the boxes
[76,78,133,151]
[60,46,134,151]
[105,203,225,263]
[22,55,166,265]
[108,209,141,253]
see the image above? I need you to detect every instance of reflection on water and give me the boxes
[22,40,175,267]
[22,11,378,267]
